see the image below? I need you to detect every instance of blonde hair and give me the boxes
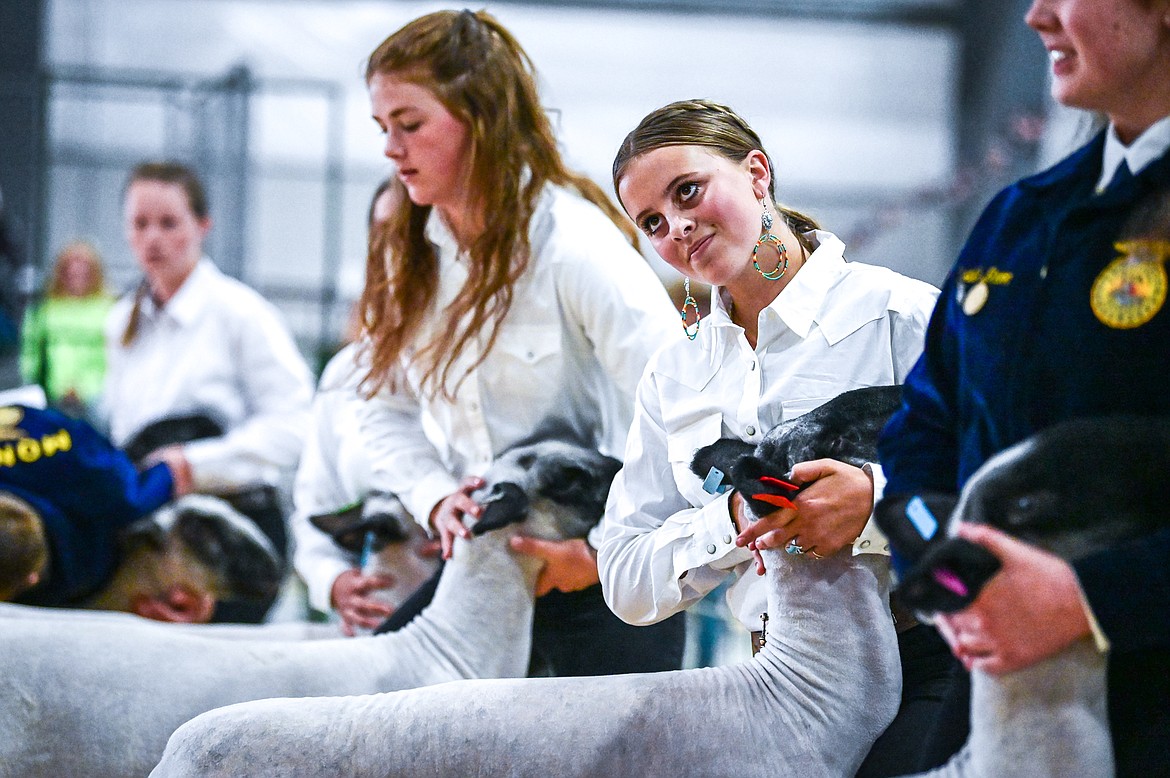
[613,99,820,256]
[0,492,47,601]
[47,241,106,298]
[359,9,638,400]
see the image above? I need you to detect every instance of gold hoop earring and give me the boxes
[681,277,700,341]
[752,200,788,281]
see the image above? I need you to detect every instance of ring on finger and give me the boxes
[809,550,824,560]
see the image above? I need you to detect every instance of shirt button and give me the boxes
[746,425,756,436]
[860,539,872,549]
[723,534,733,545]
[750,361,757,371]
[706,543,717,554]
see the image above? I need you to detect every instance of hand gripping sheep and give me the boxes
[150,388,904,778]
[0,439,618,778]
[876,415,1170,778]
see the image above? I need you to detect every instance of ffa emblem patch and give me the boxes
[1091,240,1169,329]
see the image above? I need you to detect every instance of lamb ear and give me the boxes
[873,492,959,572]
[309,503,365,542]
[535,458,619,525]
[690,439,755,483]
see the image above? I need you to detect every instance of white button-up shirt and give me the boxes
[598,231,939,631]
[361,185,682,530]
[104,258,313,494]
[289,342,375,611]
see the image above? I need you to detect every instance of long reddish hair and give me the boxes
[359,9,637,400]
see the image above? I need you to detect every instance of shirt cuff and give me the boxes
[403,470,462,535]
[183,438,276,494]
[853,462,891,556]
[586,522,605,551]
[679,491,753,573]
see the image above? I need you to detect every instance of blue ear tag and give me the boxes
[905,496,939,540]
[702,466,730,495]
[359,529,376,568]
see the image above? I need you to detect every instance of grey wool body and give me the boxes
[154,546,901,778]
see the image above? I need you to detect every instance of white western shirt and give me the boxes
[361,185,682,532]
[598,231,940,631]
[290,343,376,611]
[104,258,313,494]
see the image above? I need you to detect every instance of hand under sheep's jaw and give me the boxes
[877,414,1170,615]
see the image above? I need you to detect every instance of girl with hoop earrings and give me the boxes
[601,99,944,775]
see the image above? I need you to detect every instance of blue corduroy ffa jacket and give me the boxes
[2,404,173,605]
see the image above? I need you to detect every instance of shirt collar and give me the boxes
[143,258,214,326]
[1097,114,1170,192]
[422,183,555,262]
[423,207,461,259]
[769,230,847,339]
[708,230,849,340]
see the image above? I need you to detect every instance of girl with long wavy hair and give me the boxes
[357,9,686,675]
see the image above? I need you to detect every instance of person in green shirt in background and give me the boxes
[21,240,114,419]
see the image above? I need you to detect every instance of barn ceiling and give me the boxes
[450,0,960,25]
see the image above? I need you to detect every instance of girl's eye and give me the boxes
[400,122,421,133]
[640,214,662,235]
[678,182,699,201]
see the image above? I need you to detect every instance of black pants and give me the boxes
[376,563,687,676]
[856,623,961,778]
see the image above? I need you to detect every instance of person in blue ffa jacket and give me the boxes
[0,403,174,606]
[878,0,1170,773]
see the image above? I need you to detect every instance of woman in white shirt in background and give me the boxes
[356,9,687,674]
[600,99,947,775]
[105,161,314,620]
[291,178,440,635]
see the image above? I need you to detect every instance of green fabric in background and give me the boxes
[20,295,114,406]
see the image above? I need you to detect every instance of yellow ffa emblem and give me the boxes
[1091,240,1170,329]
[958,267,1013,316]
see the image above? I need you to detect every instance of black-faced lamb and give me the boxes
[308,490,439,621]
[85,494,283,615]
[875,415,1170,777]
[3,494,281,619]
[0,439,618,778]
[149,388,905,778]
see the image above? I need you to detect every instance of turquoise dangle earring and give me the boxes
[752,199,789,280]
[680,277,700,341]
